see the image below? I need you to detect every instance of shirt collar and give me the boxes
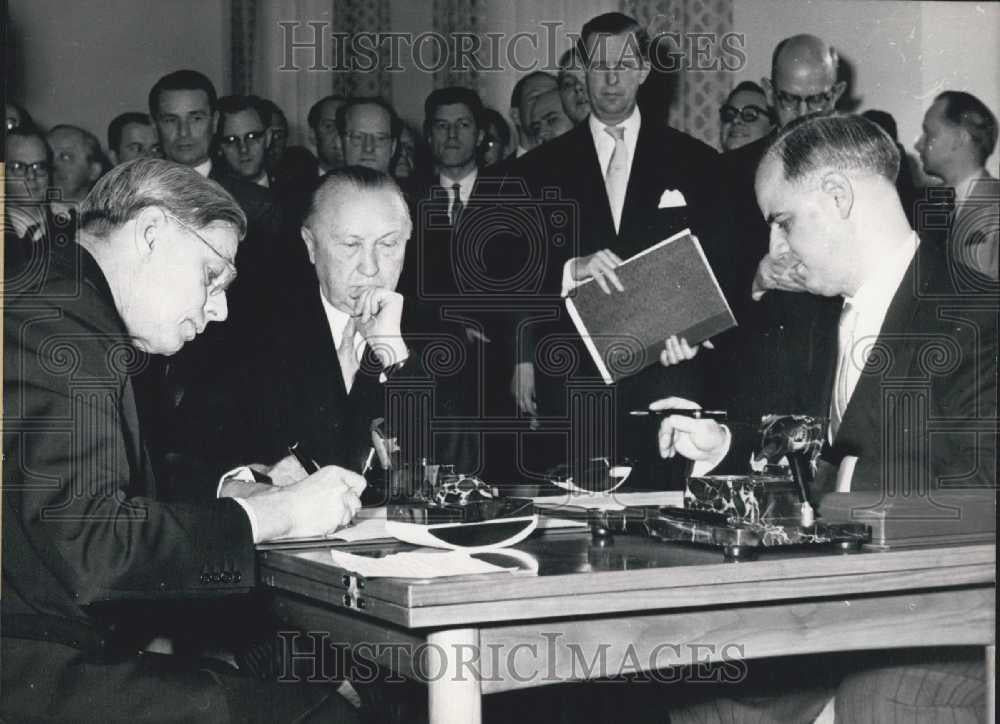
[318,286,362,352]
[439,167,478,201]
[588,106,641,146]
[954,168,988,208]
[845,232,919,312]
[193,159,212,178]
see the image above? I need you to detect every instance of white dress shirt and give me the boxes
[193,159,212,177]
[319,289,365,368]
[833,232,920,431]
[440,168,478,218]
[561,108,643,296]
[588,106,641,185]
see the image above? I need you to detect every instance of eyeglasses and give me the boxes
[166,214,238,296]
[345,131,393,148]
[219,130,267,148]
[774,88,837,112]
[7,160,51,178]
[720,104,770,123]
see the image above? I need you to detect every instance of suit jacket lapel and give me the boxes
[835,252,923,447]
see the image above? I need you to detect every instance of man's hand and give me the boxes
[659,335,714,367]
[752,253,809,300]
[254,454,308,487]
[650,396,728,461]
[239,465,367,542]
[353,287,408,368]
[511,361,537,416]
[571,249,625,294]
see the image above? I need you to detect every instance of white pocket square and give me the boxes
[658,189,687,208]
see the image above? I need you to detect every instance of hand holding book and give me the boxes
[570,248,625,294]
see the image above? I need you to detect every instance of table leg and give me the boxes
[426,628,482,724]
[987,644,995,724]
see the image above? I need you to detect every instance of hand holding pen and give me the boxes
[648,397,729,461]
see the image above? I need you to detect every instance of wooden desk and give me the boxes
[260,534,996,723]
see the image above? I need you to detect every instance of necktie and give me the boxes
[450,183,463,224]
[338,317,360,393]
[829,301,859,442]
[604,126,628,232]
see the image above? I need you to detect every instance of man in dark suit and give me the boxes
[659,114,996,723]
[2,159,363,722]
[400,86,542,479]
[179,167,472,488]
[915,90,999,281]
[143,71,291,490]
[509,12,729,484]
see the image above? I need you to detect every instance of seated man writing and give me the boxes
[653,112,996,724]
[2,159,362,722]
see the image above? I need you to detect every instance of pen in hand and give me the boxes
[630,408,728,421]
[288,442,320,473]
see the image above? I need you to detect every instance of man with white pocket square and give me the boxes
[508,11,734,486]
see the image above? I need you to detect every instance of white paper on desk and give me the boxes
[532,490,684,511]
[328,549,517,578]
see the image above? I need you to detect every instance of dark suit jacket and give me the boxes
[818,241,997,492]
[177,281,474,480]
[950,172,999,282]
[2,243,255,710]
[505,116,731,481]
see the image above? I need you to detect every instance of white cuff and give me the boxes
[561,258,580,297]
[218,466,263,543]
[690,424,732,477]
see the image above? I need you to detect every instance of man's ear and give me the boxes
[821,171,854,219]
[210,111,219,136]
[476,129,485,147]
[301,225,317,265]
[88,160,103,183]
[308,128,317,150]
[389,138,398,160]
[109,150,120,166]
[134,206,168,258]
[761,77,775,107]
[263,127,274,150]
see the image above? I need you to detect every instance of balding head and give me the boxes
[764,34,844,127]
[301,167,411,313]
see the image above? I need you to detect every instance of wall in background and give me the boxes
[7,0,227,150]
[6,0,998,177]
[732,0,1000,175]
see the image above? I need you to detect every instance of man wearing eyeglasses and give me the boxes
[702,34,846,451]
[335,97,400,174]
[2,158,363,723]
[3,125,54,241]
[216,95,273,187]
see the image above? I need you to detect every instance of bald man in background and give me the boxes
[703,34,844,449]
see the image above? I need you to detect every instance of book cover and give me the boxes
[565,229,736,384]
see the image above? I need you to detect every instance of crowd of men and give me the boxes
[3,10,998,724]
